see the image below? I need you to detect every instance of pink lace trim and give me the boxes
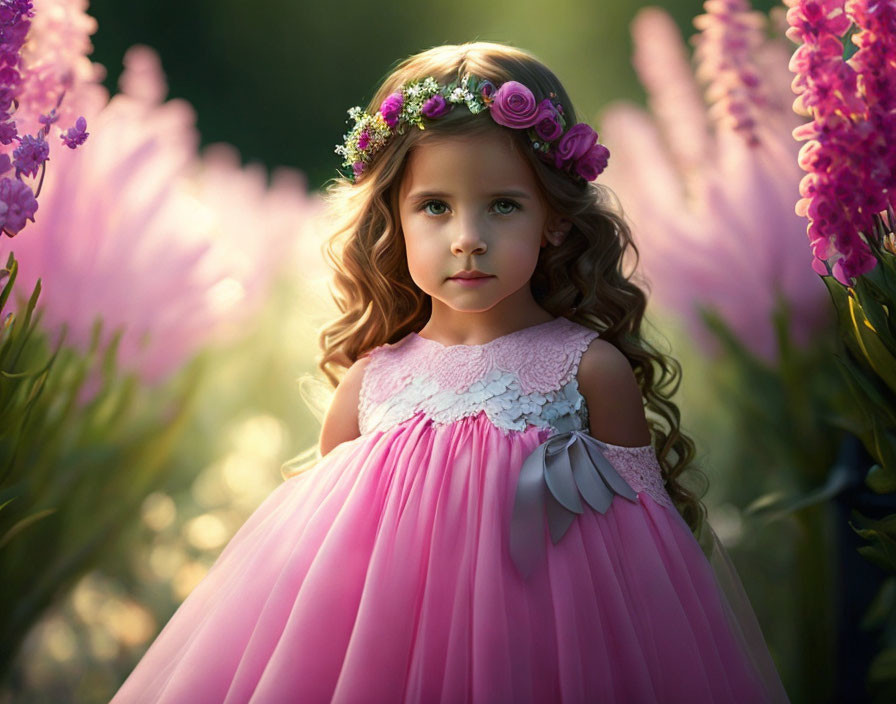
[595,440,676,509]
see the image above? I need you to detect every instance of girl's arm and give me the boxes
[318,356,371,456]
[576,339,652,447]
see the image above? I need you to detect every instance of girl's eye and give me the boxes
[421,200,448,216]
[419,199,521,216]
[493,199,520,215]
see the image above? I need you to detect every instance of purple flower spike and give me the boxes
[60,115,88,149]
[12,133,49,177]
[0,119,16,145]
[786,0,895,282]
[0,176,38,234]
[691,0,769,146]
[39,110,58,129]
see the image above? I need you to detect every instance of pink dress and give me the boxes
[110,316,790,703]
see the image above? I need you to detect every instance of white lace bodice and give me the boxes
[356,316,675,510]
[359,317,598,436]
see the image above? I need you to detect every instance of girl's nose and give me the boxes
[451,214,488,255]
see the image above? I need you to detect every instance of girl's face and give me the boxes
[398,129,563,320]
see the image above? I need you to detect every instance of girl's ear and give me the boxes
[541,216,573,248]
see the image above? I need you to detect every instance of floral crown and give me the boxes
[334,73,610,184]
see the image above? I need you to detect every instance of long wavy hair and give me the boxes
[310,41,709,539]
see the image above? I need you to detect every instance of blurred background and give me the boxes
[1,0,891,702]
[83,0,779,191]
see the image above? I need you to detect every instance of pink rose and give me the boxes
[379,92,404,129]
[490,81,540,129]
[573,143,610,181]
[553,123,598,170]
[533,99,563,142]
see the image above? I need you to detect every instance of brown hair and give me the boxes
[311,41,709,538]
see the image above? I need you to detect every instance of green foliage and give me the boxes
[685,291,852,702]
[695,290,846,510]
[819,219,896,695]
[0,251,205,682]
[852,512,896,573]
[862,575,896,703]
[819,224,896,530]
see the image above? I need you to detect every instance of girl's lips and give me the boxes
[449,275,495,286]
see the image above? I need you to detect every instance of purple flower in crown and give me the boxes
[379,92,404,129]
[421,94,452,118]
[573,143,610,181]
[553,122,598,170]
[479,79,496,103]
[533,98,563,142]
[490,81,540,129]
[357,128,370,151]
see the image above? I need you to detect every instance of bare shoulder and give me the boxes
[318,354,372,456]
[575,337,652,447]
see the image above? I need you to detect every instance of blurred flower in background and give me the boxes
[0,0,94,236]
[0,1,333,700]
[14,0,894,700]
[594,3,870,700]
[1,40,324,392]
[598,2,832,364]
[785,0,895,285]
[0,0,104,157]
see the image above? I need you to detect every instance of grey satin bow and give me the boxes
[509,428,640,580]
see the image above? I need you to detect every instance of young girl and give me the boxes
[111,41,790,703]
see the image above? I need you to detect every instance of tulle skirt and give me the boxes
[110,410,780,703]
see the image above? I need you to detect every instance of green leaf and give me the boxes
[851,512,896,573]
[0,496,16,514]
[849,293,896,393]
[869,419,896,490]
[832,352,896,427]
[854,276,896,347]
[860,577,896,630]
[857,540,896,573]
[818,410,867,437]
[867,463,896,494]
[0,507,56,550]
[0,255,17,315]
[743,462,855,523]
[863,249,896,302]
[867,647,896,689]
